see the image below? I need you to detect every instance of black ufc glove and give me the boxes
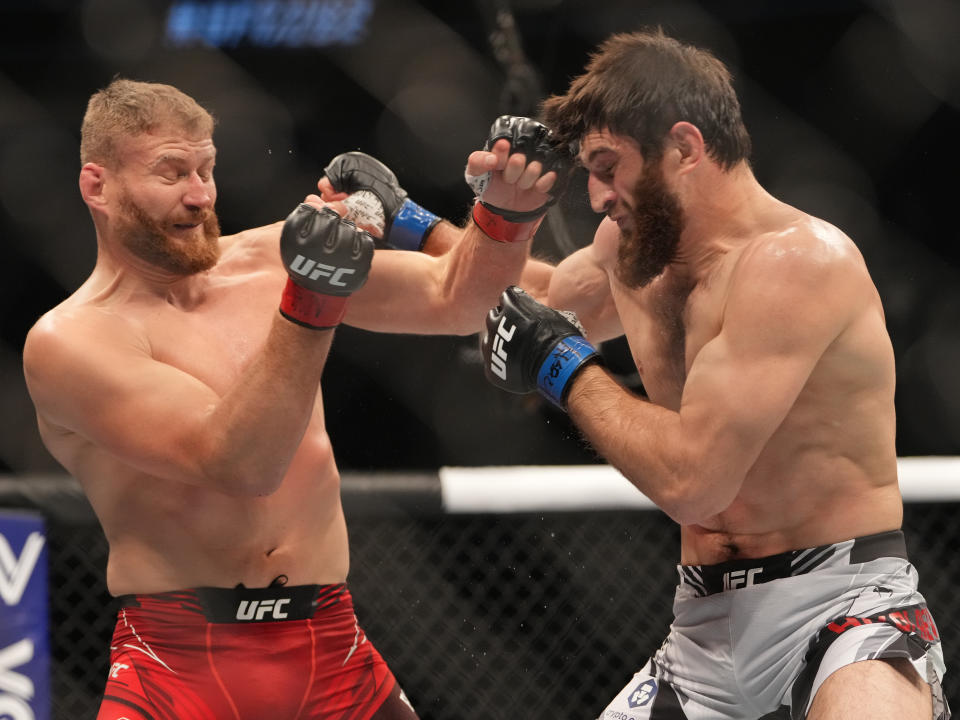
[481,286,600,408]
[324,151,440,251]
[279,204,375,329]
[467,115,573,223]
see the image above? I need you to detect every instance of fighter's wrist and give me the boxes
[388,198,441,251]
[472,201,544,243]
[279,278,349,330]
[535,335,601,408]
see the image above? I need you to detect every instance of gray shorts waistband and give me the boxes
[678,530,907,597]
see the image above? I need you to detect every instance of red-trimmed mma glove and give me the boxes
[467,115,572,244]
[481,286,601,409]
[279,204,375,330]
[323,151,440,251]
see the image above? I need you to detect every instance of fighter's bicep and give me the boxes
[548,235,623,342]
[680,331,817,477]
[679,250,848,478]
[344,249,443,332]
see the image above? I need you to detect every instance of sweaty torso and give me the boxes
[36,224,349,595]
[597,215,902,564]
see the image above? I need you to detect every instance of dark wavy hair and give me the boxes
[541,29,751,169]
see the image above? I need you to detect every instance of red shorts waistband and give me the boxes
[118,582,348,623]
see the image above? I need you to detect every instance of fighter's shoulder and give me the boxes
[24,299,146,380]
[738,215,865,284]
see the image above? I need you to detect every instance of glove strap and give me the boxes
[536,335,600,408]
[389,199,441,251]
[472,201,544,243]
[480,200,552,223]
[279,278,349,330]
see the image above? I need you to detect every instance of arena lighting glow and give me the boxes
[164,0,375,48]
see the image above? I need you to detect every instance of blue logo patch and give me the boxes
[627,679,658,708]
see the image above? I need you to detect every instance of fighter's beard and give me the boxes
[116,194,221,275]
[615,160,685,289]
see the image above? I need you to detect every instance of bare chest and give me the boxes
[142,270,283,393]
[614,279,722,408]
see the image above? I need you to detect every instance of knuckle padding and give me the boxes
[324,151,406,217]
[484,115,570,174]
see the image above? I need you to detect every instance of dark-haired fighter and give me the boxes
[481,30,949,720]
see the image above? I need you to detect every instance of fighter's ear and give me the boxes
[666,121,704,173]
[79,162,108,208]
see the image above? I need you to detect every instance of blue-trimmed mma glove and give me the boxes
[323,151,440,251]
[279,203,374,329]
[481,285,601,409]
[466,115,573,244]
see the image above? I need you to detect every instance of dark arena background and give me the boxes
[1,1,959,718]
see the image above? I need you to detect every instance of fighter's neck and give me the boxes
[673,166,781,282]
[90,241,213,307]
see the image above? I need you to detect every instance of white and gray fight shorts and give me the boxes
[599,530,949,720]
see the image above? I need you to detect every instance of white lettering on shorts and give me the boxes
[722,567,764,590]
[235,598,291,621]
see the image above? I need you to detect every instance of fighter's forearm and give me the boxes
[197,315,332,497]
[200,205,372,496]
[429,218,534,331]
[565,365,741,525]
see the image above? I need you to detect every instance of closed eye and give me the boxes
[593,163,616,182]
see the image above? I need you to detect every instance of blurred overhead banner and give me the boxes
[165,0,375,48]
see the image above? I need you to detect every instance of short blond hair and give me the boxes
[80,77,216,167]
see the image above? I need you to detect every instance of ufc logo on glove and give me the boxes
[481,286,599,409]
[287,254,357,287]
[489,318,516,380]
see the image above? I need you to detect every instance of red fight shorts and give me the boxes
[97,583,418,720]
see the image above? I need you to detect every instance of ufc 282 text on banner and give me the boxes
[0,510,50,720]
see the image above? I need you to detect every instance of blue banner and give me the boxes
[0,509,50,720]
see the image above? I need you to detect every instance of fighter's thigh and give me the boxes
[806,658,931,720]
[97,651,217,720]
[97,655,160,720]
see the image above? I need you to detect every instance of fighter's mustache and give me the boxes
[169,210,215,228]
